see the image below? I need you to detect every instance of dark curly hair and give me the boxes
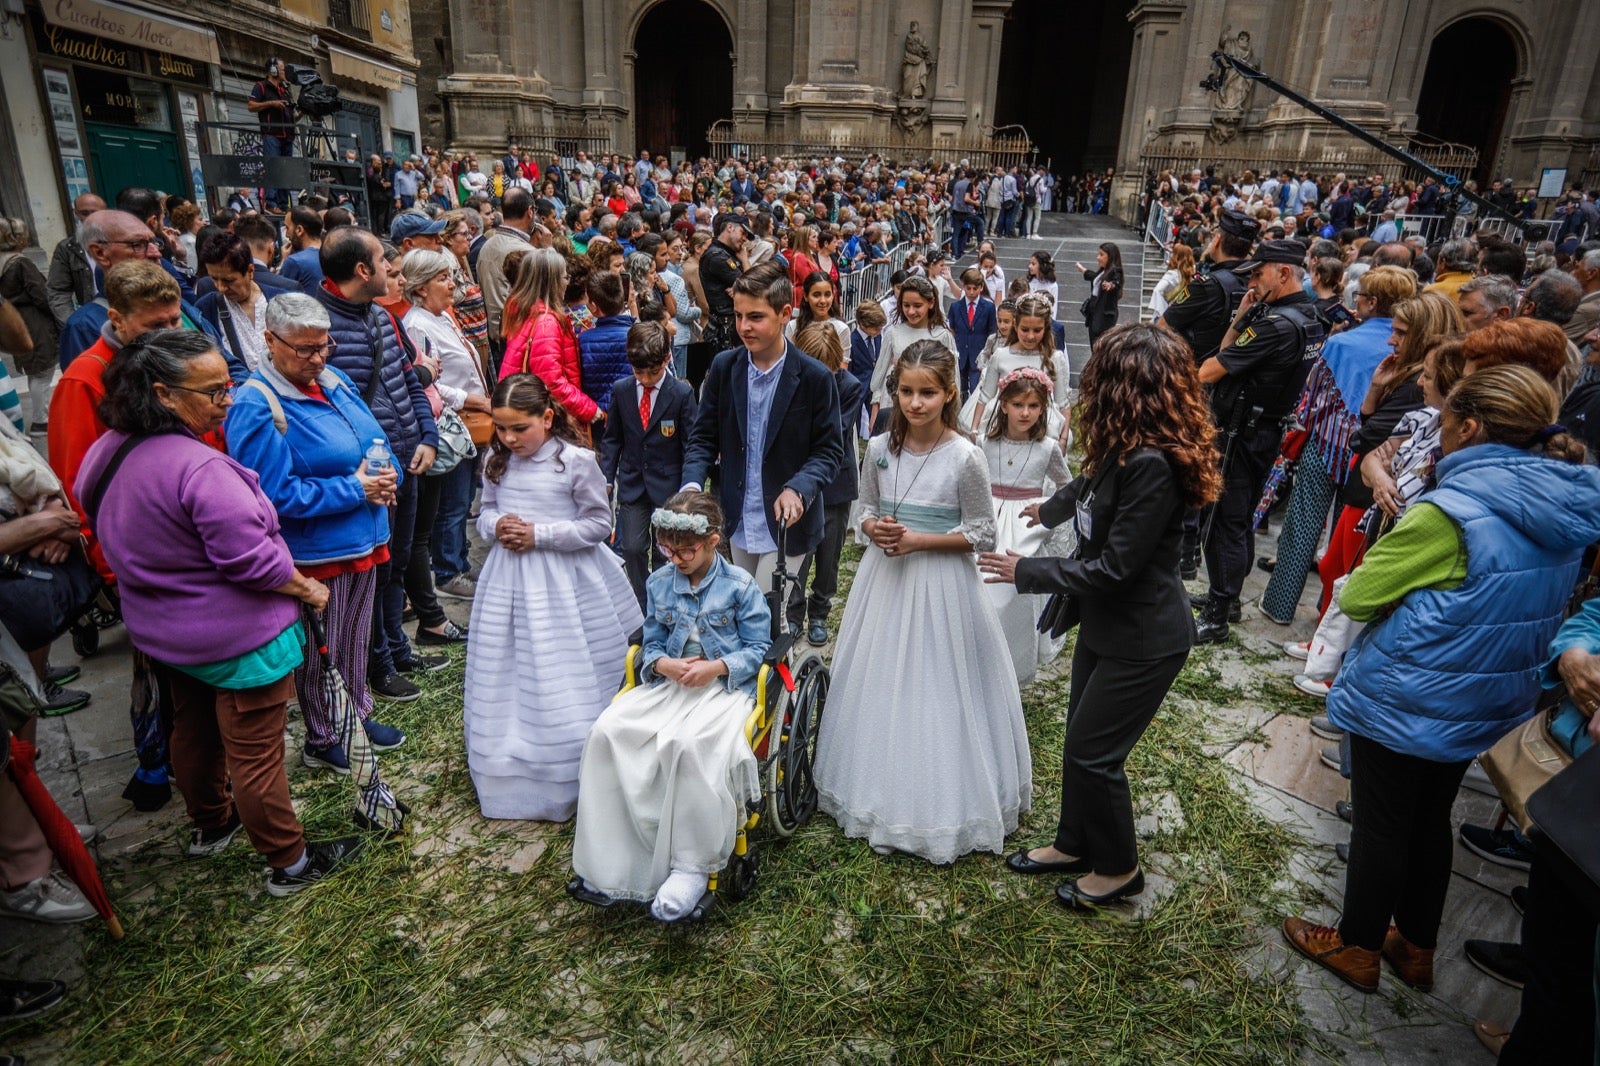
[484,373,579,483]
[1080,324,1220,508]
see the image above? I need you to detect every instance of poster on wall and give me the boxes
[42,67,92,202]
[1538,168,1568,200]
[177,93,210,215]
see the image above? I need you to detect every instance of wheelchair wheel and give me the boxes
[768,651,829,837]
[71,618,99,658]
[722,849,758,902]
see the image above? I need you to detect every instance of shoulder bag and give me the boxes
[1481,551,1600,831]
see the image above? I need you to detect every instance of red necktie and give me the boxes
[967,302,976,328]
[639,385,651,428]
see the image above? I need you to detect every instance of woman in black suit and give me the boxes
[979,323,1220,908]
[1075,242,1124,343]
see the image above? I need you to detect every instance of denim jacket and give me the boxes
[640,554,772,696]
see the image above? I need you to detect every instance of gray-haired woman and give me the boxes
[223,294,411,773]
[400,248,491,601]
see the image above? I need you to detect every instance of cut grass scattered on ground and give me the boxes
[9,544,1309,1064]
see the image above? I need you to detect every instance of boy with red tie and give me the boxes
[600,321,698,607]
[949,267,998,398]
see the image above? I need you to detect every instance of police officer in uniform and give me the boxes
[1157,208,1260,578]
[1158,209,1261,363]
[1193,240,1325,643]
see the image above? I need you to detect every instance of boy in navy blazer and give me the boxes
[948,267,997,398]
[600,321,697,606]
[680,261,843,588]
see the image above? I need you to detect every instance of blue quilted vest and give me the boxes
[1327,444,1600,763]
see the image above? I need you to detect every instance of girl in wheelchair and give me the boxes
[569,491,773,922]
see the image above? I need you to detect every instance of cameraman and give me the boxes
[248,58,295,213]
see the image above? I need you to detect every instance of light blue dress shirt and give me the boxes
[734,354,786,554]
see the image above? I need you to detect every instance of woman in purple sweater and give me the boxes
[76,330,363,897]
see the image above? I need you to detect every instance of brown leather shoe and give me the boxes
[1382,925,1435,992]
[1474,1020,1509,1057]
[1282,916,1380,992]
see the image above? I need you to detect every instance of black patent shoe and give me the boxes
[1005,848,1093,876]
[1056,870,1145,910]
[565,877,617,908]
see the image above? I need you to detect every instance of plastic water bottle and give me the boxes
[365,438,391,476]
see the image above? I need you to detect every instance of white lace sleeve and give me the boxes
[953,443,997,552]
[1044,440,1073,492]
[857,437,884,532]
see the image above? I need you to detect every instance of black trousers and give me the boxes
[1501,834,1600,1065]
[1054,642,1188,874]
[405,471,448,632]
[616,498,661,610]
[787,501,850,627]
[1201,426,1279,601]
[1338,733,1470,951]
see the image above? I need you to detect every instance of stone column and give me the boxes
[1112,0,1186,219]
[734,0,770,134]
[580,0,626,134]
[963,0,1009,138]
[926,0,969,134]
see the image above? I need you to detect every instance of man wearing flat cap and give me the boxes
[1192,239,1326,644]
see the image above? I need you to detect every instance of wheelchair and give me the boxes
[566,531,831,920]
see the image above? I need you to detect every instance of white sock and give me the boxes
[281,849,309,876]
[649,869,707,921]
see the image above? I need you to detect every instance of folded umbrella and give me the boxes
[305,611,407,834]
[6,736,123,939]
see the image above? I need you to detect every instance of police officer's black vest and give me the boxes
[1213,298,1326,430]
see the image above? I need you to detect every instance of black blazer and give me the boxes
[1080,266,1122,337]
[822,368,865,507]
[600,372,697,506]
[1014,447,1193,659]
[681,342,844,555]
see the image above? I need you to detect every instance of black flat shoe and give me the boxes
[1257,557,1277,573]
[1055,870,1145,910]
[565,877,617,908]
[1005,848,1093,876]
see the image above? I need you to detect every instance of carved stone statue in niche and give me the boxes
[1207,27,1257,143]
[900,21,934,100]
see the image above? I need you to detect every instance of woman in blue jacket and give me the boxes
[1283,365,1600,996]
[224,293,408,774]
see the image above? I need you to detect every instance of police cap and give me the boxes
[1218,209,1262,242]
[1234,239,1307,272]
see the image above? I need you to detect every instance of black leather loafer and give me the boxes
[1055,870,1145,910]
[1005,848,1093,876]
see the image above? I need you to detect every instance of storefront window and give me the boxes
[73,68,172,131]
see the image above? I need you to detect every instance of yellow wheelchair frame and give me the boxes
[611,607,831,906]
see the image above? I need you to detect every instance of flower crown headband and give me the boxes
[651,508,711,535]
[997,366,1054,395]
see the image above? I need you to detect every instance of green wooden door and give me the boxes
[85,124,184,205]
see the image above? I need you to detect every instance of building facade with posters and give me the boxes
[0,0,422,251]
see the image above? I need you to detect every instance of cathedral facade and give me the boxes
[413,0,1600,202]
